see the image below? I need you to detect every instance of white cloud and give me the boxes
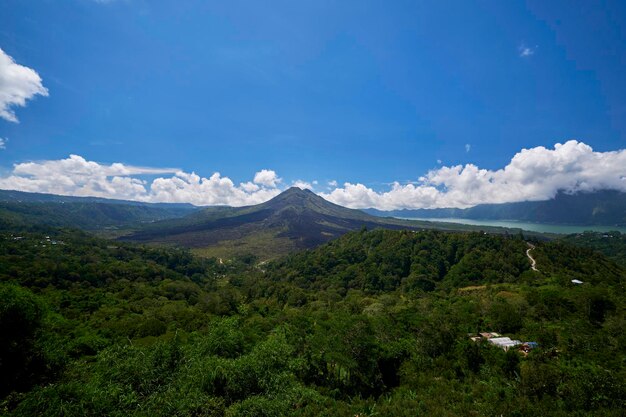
[328,180,338,187]
[519,44,536,57]
[465,144,471,153]
[322,182,386,209]
[292,180,314,190]
[150,171,281,206]
[239,181,260,193]
[253,169,281,187]
[436,159,442,164]
[0,48,48,123]
[321,141,626,210]
[0,137,6,149]
[0,155,281,206]
[1,141,625,210]
[0,155,175,201]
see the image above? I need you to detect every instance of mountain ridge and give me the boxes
[122,187,556,259]
[0,187,556,257]
[365,190,626,226]
[0,189,199,231]
[0,188,197,209]
[122,187,419,255]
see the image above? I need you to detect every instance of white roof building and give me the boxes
[488,337,522,351]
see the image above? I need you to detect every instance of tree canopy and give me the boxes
[1,228,624,416]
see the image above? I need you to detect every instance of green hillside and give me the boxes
[1,227,624,416]
[268,229,622,292]
[0,190,198,231]
[561,231,626,267]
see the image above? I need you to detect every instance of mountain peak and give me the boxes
[282,186,315,195]
[265,187,319,205]
[125,184,419,257]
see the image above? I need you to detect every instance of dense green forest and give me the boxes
[562,231,626,268]
[1,228,624,416]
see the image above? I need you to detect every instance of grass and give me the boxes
[457,285,487,292]
[191,229,297,261]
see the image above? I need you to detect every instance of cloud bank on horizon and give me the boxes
[0,154,283,206]
[0,140,624,209]
[0,48,48,123]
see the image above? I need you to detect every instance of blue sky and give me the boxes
[0,1,626,208]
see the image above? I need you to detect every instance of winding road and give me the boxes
[526,243,538,272]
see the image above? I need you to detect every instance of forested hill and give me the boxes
[267,229,624,292]
[561,231,626,267]
[0,189,195,207]
[2,227,624,415]
[366,190,626,226]
[0,201,197,231]
[0,190,198,231]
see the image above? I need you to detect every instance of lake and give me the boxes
[397,217,626,235]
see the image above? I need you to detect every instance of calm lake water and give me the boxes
[398,217,626,235]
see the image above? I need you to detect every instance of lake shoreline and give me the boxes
[396,217,626,235]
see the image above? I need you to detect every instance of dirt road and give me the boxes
[526,243,538,272]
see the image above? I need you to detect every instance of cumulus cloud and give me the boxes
[321,141,626,210]
[239,181,260,193]
[253,169,281,187]
[0,48,48,123]
[0,155,176,201]
[1,141,625,209]
[0,137,6,149]
[292,180,314,190]
[0,154,281,206]
[328,180,338,187]
[150,171,281,206]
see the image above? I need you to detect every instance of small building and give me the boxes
[488,337,522,351]
[470,332,539,354]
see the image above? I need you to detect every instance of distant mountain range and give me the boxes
[122,187,527,258]
[0,189,196,208]
[0,189,198,230]
[121,187,429,257]
[365,191,626,226]
[5,187,616,259]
